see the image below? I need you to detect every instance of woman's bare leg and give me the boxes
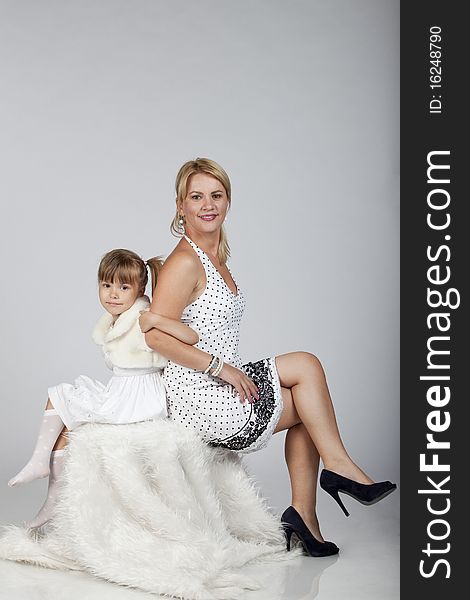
[276,387,325,541]
[275,352,373,484]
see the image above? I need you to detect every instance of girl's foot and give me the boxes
[8,410,64,487]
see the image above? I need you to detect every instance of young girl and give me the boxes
[8,248,198,528]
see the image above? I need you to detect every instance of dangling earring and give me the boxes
[178,214,185,234]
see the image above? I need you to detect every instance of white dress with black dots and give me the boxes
[163,235,283,453]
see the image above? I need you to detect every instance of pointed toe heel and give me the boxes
[281,506,339,557]
[320,469,397,517]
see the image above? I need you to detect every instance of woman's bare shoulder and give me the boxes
[161,240,200,275]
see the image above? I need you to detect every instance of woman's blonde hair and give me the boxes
[171,157,231,264]
[98,249,163,297]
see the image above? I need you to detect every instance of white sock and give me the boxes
[8,409,65,487]
[27,449,66,529]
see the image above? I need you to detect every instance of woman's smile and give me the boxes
[180,172,229,236]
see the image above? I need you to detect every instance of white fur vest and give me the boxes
[91,296,167,370]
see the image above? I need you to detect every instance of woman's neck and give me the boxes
[185,230,220,259]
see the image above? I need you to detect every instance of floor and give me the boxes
[0,486,399,600]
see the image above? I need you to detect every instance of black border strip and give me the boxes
[401,2,465,597]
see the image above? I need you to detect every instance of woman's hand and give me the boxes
[217,363,259,404]
[139,310,160,333]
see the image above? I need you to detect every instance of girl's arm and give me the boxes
[143,250,259,403]
[140,310,199,345]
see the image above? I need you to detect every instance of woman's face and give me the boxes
[180,172,229,237]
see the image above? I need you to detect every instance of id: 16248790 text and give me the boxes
[429,26,442,114]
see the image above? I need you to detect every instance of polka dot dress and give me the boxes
[164,235,283,453]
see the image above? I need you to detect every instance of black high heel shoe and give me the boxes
[281,506,339,557]
[320,469,397,517]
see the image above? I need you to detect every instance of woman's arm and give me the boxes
[143,249,259,402]
[143,250,208,367]
[140,311,199,345]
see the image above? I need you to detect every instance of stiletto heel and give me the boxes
[320,469,397,517]
[328,488,350,517]
[283,524,294,551]
[281,506,339,557]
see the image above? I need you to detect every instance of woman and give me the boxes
[140,158,396,557]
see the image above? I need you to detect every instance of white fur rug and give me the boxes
[0,420,298,599]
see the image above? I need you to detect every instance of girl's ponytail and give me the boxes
[146,256,164,296]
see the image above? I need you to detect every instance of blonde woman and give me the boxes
[140,158,396,557]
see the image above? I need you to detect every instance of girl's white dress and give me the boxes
[49,296,167,430]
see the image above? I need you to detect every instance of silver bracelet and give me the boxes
[209,356,221,375]
[211,358,224,377]
[203,355,217,375]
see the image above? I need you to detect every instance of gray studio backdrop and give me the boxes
[0,0,399,523]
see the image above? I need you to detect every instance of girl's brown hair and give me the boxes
[98,249,163,296]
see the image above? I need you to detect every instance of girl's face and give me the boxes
[99,280,142,319]
[180,173,229,237]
